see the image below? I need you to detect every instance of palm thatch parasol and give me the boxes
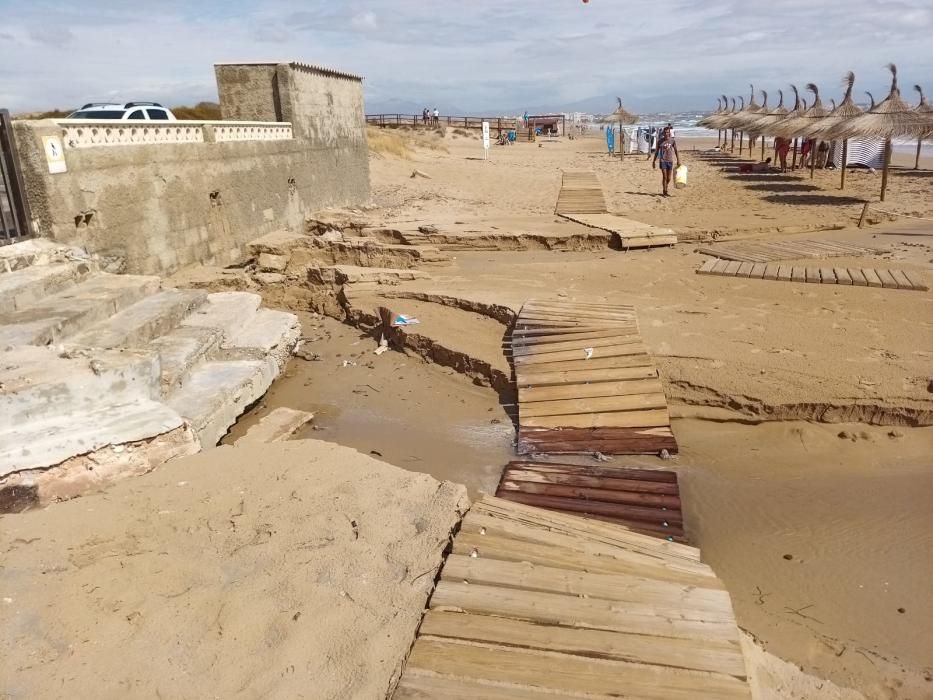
[718,95,748,152]
[770,83,831,138]
[802,72,864,188]
[729,85,765,154]
[596,97,638,158]
[696,97,725,128]
[865,91,876,109]
[703,95,735,130]
[912,85,933,168]
[746,88,789,134]
[818,65,933,200]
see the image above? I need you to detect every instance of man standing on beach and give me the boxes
[432,107,439,126]
[652,126,680,196]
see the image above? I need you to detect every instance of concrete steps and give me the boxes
[0,262,95,314]
[68,288,207,349]
[0,273,162,346]
[0,239,299,502]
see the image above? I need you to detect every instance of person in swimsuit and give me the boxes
[774,137,791,172]
[652,126,681,196]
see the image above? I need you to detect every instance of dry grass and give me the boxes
[366,126,411,159]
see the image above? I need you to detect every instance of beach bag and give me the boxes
[675,165,688,189]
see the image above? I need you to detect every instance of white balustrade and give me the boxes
[58,120,293,149]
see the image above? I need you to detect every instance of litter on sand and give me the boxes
[392,314,420,327]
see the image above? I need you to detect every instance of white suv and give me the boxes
[67,102,177,121]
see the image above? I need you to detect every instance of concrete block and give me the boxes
[258,252,288,272]
[247,230,313,257]
[0,399,184,476]
[150,326,224,396]
[0,262,94,314]
[0,273,162,346]
[0,239,88,274]
[167,359,279,447]
[235,407,314,445]
[333,265,430,285]
[0,345,160,426]
[254,272,286,286]
[68,288,207,349]
[181,291,262,338]
[220,308,300,369]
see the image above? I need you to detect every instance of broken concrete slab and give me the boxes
[246,229,315,257]
[167,358,279,447]
[181,291,262,335]
[220,308,300,369]
[235,407,314,445]
[333,265,430,285]
[0,440,468,698]
[0,238,88,273]
[150,326,224,396]
[258,252,288,272]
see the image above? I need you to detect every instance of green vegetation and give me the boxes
[170,101,222,120]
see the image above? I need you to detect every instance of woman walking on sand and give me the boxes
[652,126,681,196]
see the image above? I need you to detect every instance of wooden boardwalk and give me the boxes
[696,238,881,263]
[697,258,928,291]
[513,299,678,455]
[555,170,607,214]
[393,496,751,700]
[495,460,685,541]
[560,212,678,249]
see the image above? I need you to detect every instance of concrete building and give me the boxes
[12,61,370,276]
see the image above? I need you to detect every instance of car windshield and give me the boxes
[69,110,126,119]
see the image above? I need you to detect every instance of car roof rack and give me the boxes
[80,102,120,109]
[124,101,164,108]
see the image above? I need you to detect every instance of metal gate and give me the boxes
[0,109,32,245]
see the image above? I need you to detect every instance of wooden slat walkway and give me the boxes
[560,212,678,249]
[513,299,677,455]
[393,496,751,700]
[696,259,928,291]
[696,238,883,263]
[495,460,685,541]
[555,170,608,214]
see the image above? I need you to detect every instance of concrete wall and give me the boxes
[15,62,369,276]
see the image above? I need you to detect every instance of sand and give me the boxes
[0,440,468,699]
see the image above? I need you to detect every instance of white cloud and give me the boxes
[0,0,930,113]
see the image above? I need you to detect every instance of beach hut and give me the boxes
[913,85,933,169]
[818,65,933,201]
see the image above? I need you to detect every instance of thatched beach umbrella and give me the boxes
[729,85,764,155]
[818,65,933,201]
[804,72,864,189]
[746,88,788,134]
[771,83,831,178]
[597,97,638,157]
[913,85,933,169]
[697,95,730,146]
[719,95,747,152]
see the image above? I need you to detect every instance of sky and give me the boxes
[1,0,932,114]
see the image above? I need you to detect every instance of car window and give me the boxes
[128,110,146,120]
[146,109,169,120]
[70,110,126,119]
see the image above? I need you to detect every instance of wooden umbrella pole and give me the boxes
[739,131,744,155]
[792,138,798,169]
[840,139,848,190]
[760,136,765,160]
[880,139,891,201]
[810,140,818,179]
[916,138,922,170]
[731,129,735,152]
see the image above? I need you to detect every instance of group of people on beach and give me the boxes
[421,107,439,126]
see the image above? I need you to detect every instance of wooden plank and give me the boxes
[517,366,658,388]
[517,431,677,456]
[430,581,734,639]
[518,393,667,418]
[502,463,677,483]
[513,325,620,338]
[848,268,868,286]
[473,495,696,560]
[901,270,928,291]
[502,467,679,494]
[876,268,899,289]
[513,334,643,357]
[519,308,638,323]
[736,262,755,277]
[488,492,681,528]
[805,267,821,283]
[418,610,747,678]
[498,479,681,509]
[749,262,767,279]
[698,259,718,276]
[515,343,648,366]
[519,377,662,403]
[776,265,792,282]
[722,261,742,276]
[890,269,914,290]
[791,266,806,283]
[833,267,852,285]
[710,259,731,275]
[522,408,670,430]
[542,508,686,540]
[394,673,578,700]
[517,355,654,374]
[819,267,837,284]
[762,263,779,281]
[523,301,636,315]
[511,328,639,346]
[403,639,751,699]
[862,268,883,288]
